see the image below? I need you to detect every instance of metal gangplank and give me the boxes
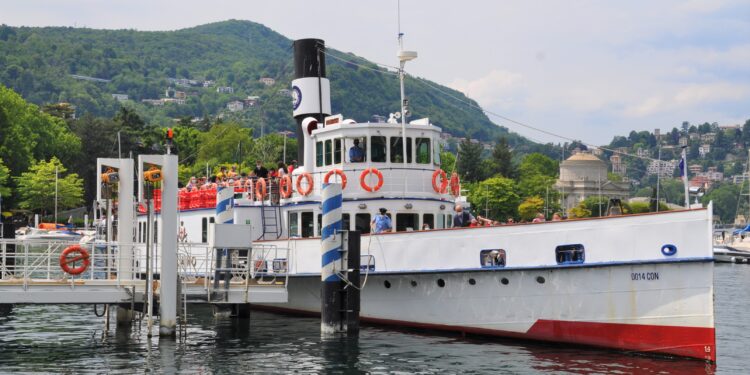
[0,239,289,306]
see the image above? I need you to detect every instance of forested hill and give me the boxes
[0,20,527,144]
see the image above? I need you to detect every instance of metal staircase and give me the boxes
[259,203,282,240]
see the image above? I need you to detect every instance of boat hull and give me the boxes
[260,260,715,362]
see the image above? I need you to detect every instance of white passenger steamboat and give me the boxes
[137,39,716,361]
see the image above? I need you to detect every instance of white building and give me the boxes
[259,77,276,86]
[111,94,129,101]
[217,86,234,94]
[555,153,630,211]
[698,144,711,158]
[227,100,244,112]
[646,159,678,178]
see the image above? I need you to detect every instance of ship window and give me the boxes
[347,137,366,163]
[334,138,342,164]
[301,212,314,238]
[154,220,158,243]
[390,137,412,163]
[480,249,506,268]
[371,136,386,162]
[423,214,434,230]
[416,138,431,164]
[316,141,323,167]
[324,140,333,166]
[433,141,441,166]
[445,214,453,228]
[201,217,208,243]
[556,244,585,264]
[396,213,418,232]
[355,213,371,234]
[288,212,299,238]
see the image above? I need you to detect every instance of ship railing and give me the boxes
[172,242,291,301]
[0,239,139,289]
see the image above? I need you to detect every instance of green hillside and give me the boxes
[0,20,526,144]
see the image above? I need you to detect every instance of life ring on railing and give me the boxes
[59,245,90,276]
[323,169,347,189]
[432,169,448,194]
[449,172,461,197]
[360,168,384,192]
[296,173,314,196]
[255,177,267,200]
[280,175,293,198]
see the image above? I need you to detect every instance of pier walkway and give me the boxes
[0,239,289,305]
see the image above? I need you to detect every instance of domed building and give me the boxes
[555,152,630,211]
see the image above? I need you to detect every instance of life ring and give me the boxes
[255,177,267,200]
[432,169,448,194]
[360,168,384,192]
[296,172,314,196]
[280,175,293,198]
[323,169,347,189]
[59,245,90,275]
[449,172,461,197]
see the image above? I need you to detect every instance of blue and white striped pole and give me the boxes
[321,182,343,333]
[214,186,234,293]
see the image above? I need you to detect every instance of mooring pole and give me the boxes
[321,183,343,334]
[159,154,179,336]
[345,230,361,334]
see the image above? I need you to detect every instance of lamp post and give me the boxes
[279,131,294,164]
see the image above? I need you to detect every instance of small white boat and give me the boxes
[15,226,83,242]
[713,245,750,263]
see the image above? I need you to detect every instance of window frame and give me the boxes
[370,136,387,163]
[416,137,431,164]
[555,244,585,264]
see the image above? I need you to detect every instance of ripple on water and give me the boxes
[0,265,746,373]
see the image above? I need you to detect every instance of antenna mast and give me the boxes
[397,0,417,171]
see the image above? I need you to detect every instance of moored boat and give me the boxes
[137,38,716,361]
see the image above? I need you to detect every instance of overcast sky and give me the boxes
[3,0,749,144]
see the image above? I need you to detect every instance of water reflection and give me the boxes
[0,265,746,373]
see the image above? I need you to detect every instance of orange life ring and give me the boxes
[296,172,314,196]
[280,175,293,198]
[59,245,90,276]
[255,177,267,200]
[323,169,347,189]
[432,169,448,194]
[449,172,461,197]
[360,168,384,192]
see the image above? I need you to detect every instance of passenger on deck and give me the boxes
[217,166,227,180]
[371,208,392,233]
[532,213,546,223]
[453,204,475,228]
[227,165,238,179]
[277,161,287,177]
[288,160,297,174]
[185,176,198,192]
[552,213,562,221]
[254,161,268,179]
[237,173,248,188]
[349,139,365,162]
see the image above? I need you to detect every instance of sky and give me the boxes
[2,0,749,145]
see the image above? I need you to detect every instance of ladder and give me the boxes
[259,203,282,240]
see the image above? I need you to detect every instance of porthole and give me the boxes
[468,278,476,285]
[500,277,509,285]
[410,280,418,287]
[437,279,445,288]
[536,276,545,284]
[384,280,391,289]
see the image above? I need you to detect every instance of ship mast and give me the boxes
[397,2,417,171]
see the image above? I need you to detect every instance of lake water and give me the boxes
[0,264,747,374]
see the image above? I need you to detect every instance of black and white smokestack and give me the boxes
[292,39,331,168]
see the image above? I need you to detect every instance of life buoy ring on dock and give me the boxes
[360,168,384,192]
[296,173,314,196]
[449,172,461,197]
[59,245,90,275]
[432,169,448,194]
[323,169,347,189]
[279,175,293,198]
[255,177,267,200]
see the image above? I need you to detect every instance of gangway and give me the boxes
[0,239,289,306]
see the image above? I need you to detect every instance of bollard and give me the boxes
[213,186,234,296]
[320,183,343,334]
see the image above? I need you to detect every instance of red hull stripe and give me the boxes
[251,305,716,362]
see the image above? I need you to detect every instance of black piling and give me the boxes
[345,230,361,334]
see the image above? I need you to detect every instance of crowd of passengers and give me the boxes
[181,160,298,202]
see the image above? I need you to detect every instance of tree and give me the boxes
[457,138,485,182]
[490,137,515,178]
[196,122,253,167]
[518,153,558,179]
[14,157,83,216]
[518,196,544,221]
[466,177,520,221]
[516,153,559,205]
[0,158,10,199]
[743,119,750,147]
[440,151,456,173]
[701,183,740,224]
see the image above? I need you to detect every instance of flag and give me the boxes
[678,157,685,178]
